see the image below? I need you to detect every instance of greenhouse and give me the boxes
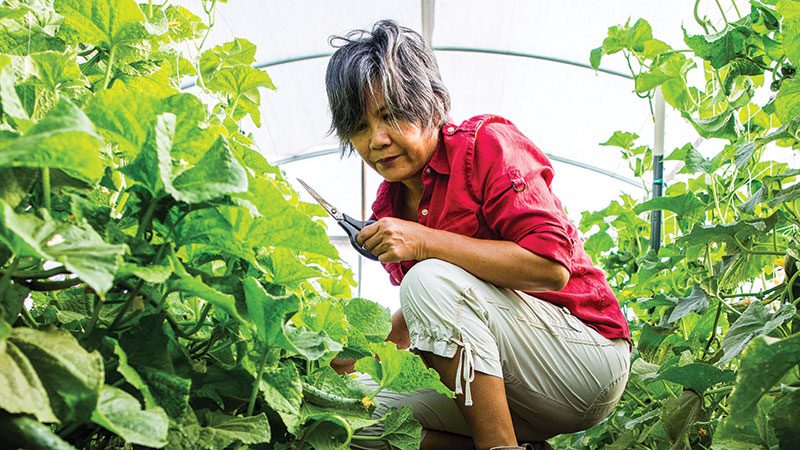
[0,0,797,449]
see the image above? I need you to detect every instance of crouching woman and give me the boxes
[325,20,631,450]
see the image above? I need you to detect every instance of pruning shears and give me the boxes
[297,179,379,261]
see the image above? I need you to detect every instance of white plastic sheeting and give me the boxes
[177,0,754,311]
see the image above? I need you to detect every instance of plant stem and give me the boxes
[41,167,51,212]
[103,46,116,90]
[702,301,723,359]
[84,295,101,336]
[109,281,143,330]
[714,0,729,26]
[0,257,20,300]
[731,235,785,256]
[4,266,68,279]
[136,198,160,241]
[247,346,270,416]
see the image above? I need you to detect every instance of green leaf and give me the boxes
[163,5,206,43]
[90,385,169,448]
[719,301,795,364]
[120,112,176,197]
[716,394,777,449]
[137,365,191,419]
[343,297,391,348]
[168,268,245,324]
[242,176,338,258]
[198,411,271,449]
[83,84,159,155]
[242,277,299,349]
[0,99,103,183]
[170,136,248,203]
[775,77,800,125]
[286,327,343,361]
[10,326,103,423]
[657,363,735,393]
[259,360,303,434]
[0,202,126,296]
[381,406,423,450]
[0,335,58,423]
[0,413,77,450]
[584,230,615,255]
[300,300,349,345]
[667,286,709,323]
[199,38,257,82]
[107,337,156,409]
[355,342,453,398]
[768,388,800,450]
[677,212,781,248]
[661,390,705,445]
[264,247,323,286]
[600,130,639,150]
[664,142,713,173]
[30,51,88,98]
[0,54,28,122]
[777,0,800,66]
[54,0,148,51]
[589,46,603,69]
[683,25,748,69]
[726,334,800,428]
[634,192,705,217]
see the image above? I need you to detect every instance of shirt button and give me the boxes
[421,209,429,216]
[446,126,455,134]
[425,167,432,174]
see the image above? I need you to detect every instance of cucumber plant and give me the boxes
[556,2,800,449]
[0,1,451,449]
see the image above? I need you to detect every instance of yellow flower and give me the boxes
[361,396,374,409]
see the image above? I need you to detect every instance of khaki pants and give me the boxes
[351,259,630,447]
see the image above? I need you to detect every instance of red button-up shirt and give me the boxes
[370,114,630,342]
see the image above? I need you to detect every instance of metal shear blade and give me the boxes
[297,178,342,221]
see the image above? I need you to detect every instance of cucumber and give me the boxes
[301,381,365,410]
[0,414,76,450]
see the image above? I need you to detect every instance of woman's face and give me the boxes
[349,89,438,184]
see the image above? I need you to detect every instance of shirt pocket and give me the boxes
[436,208,479,237]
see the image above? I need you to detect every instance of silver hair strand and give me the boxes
[325,19,451,156]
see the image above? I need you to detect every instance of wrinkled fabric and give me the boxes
[350,259,631,448]
[370,115,630,342]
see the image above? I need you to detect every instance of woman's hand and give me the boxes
[357,218,431,263]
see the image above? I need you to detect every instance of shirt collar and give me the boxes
[370,124,453,218]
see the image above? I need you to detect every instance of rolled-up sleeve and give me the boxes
[472,121,575,273]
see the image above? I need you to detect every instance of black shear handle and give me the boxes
[338,215,379,261]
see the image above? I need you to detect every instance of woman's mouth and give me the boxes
[376,155,400,166]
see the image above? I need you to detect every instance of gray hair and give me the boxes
[325,20,451,156]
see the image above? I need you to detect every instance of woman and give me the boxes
[325,20,631,450]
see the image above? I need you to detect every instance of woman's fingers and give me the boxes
[356,221,380,245]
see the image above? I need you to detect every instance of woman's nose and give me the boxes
[369,126,391,150]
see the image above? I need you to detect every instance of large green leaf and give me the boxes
[199,38,257,82]
[242,277,299,350]
[0,54,29,122]
[355,342,453,398]
[343,297,391,355]
[381,406,423,450]
[0,99,103,183]
[120,112,175,197]
[29,51,88,98]
[167,267,245,324]
[0,328,58,423]
[778,0,800,66]
[10,327,103,423]
[242,176,338,258]
[259,360,303,434]
[768,389,800,450]
[198,411,271,450]
[137,365,191,419]
[657,363,735,393]
[726,334,800,426]
[54,0,148,52]
[0,201,126,296]
[775,77,800,125]
[676,212,781,248]
[719,301,795,364]
[661,390,705,446]
[683,25,749,69]
[299,300,349,346]
[170,136,248,204]
[83,84,159,155]
[667,286,710,323]
[90,385,169,448]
